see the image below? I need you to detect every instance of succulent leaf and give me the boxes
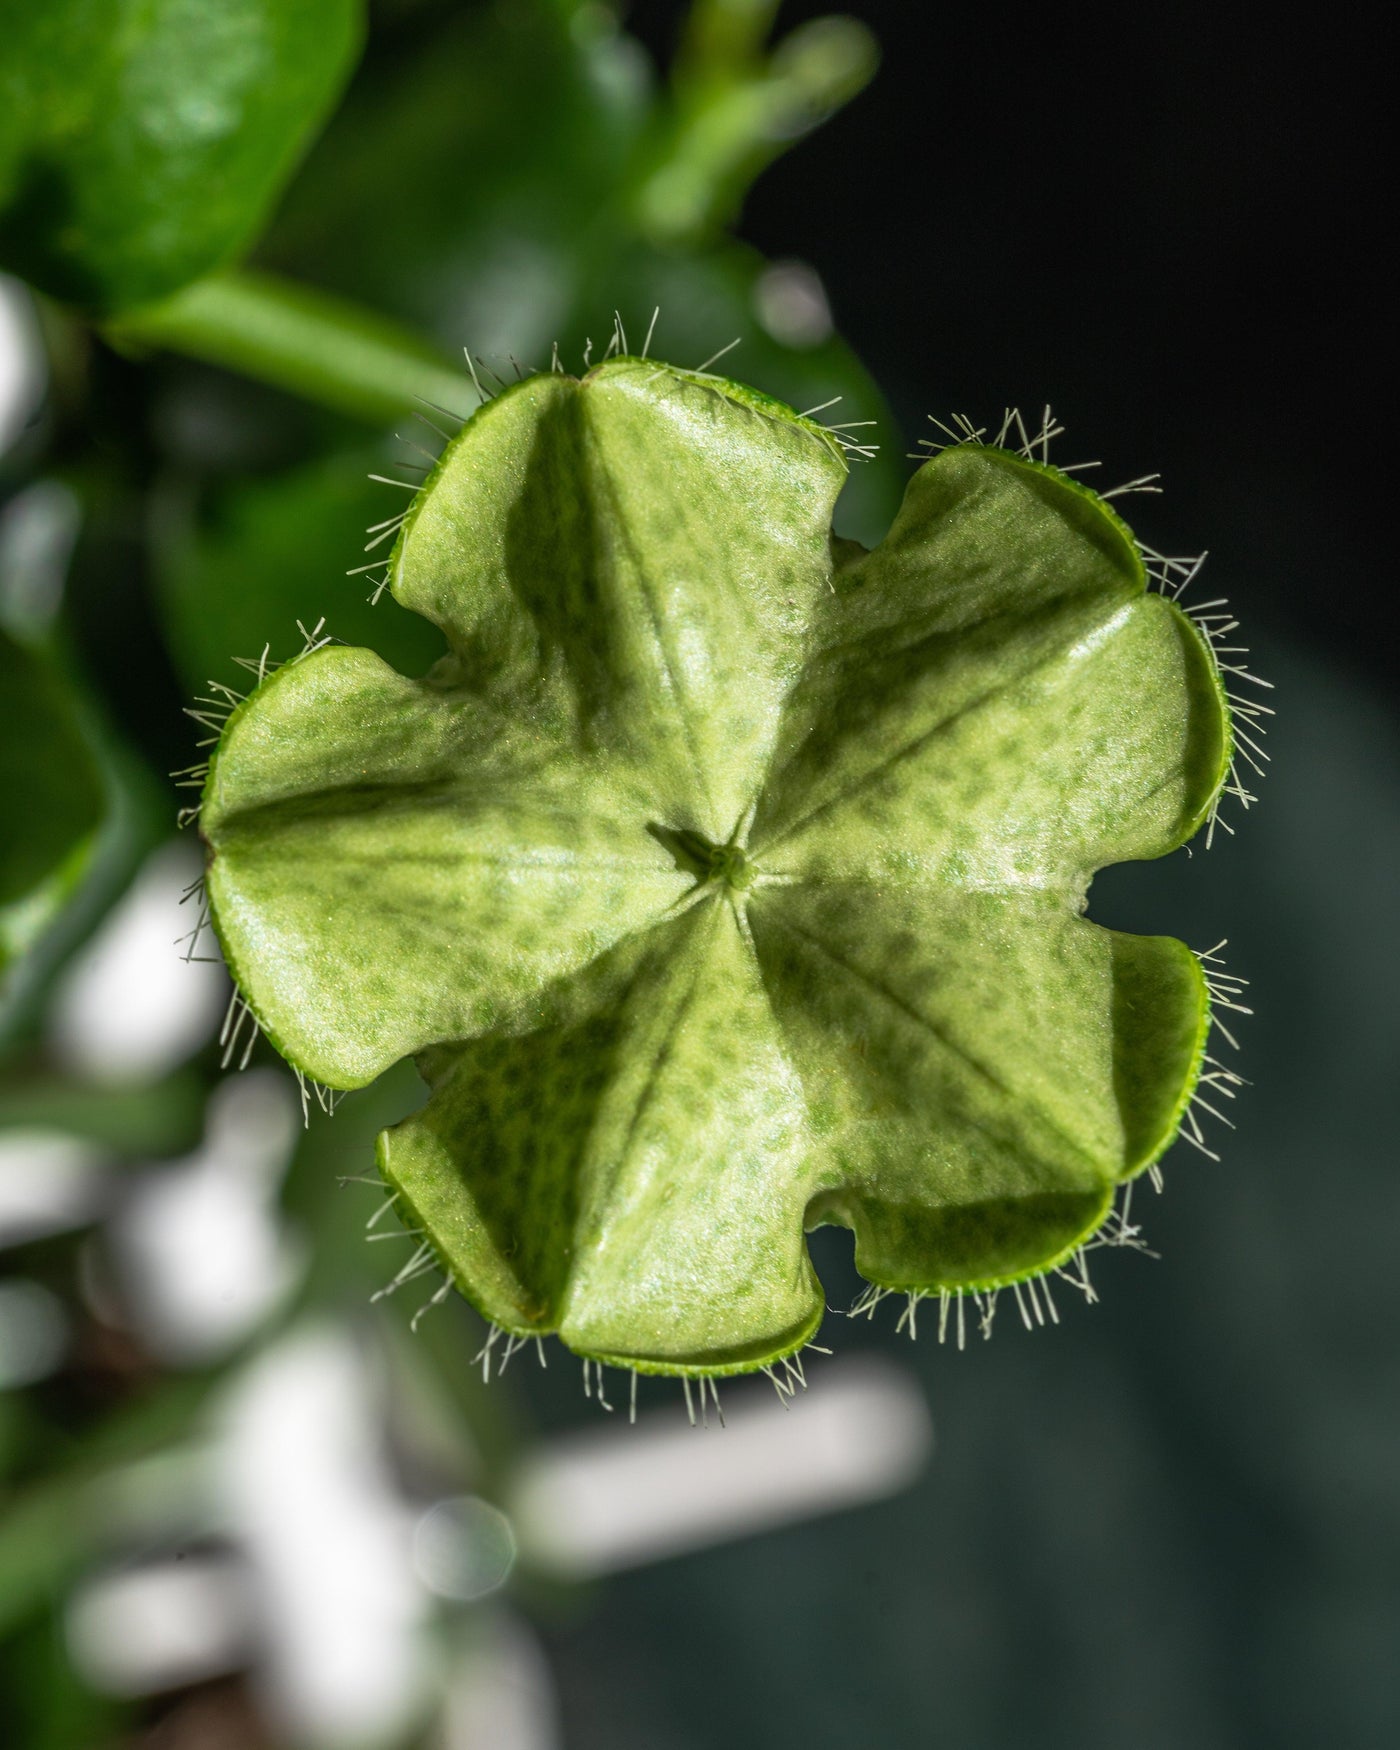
[200,357,1231,1375]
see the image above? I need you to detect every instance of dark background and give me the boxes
[643,0,1391,681]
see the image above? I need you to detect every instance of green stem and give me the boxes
[106,267,479,428]
[633,13,878,244]
[676,0,783,83]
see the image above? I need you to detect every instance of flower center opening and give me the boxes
[652,825,755,891]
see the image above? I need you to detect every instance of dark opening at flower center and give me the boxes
[652,825,755,891]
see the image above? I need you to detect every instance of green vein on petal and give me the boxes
[380,897,826,1371]
[389,357,847,839]
[204,647,689,1087]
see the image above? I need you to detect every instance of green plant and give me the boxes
[0,8,1284,1735]
[192,354,1246,1385]
[0,0,890,1024]
[0,0,362,314]
[0,0,1260,1406]
[0,629,103,975]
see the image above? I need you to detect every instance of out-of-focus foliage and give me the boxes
[138,0,896,713]
[0,0,364,313]
[636,6,878,243]
[258,0,895,537]
[0,629,102,976]
[154,450,447,694]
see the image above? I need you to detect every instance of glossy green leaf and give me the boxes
[0,630,103,975]
[200,359,1231,1374]
[257,0,642,347]
[0,0,363,313]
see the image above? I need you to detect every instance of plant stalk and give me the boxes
[106,268,479,428]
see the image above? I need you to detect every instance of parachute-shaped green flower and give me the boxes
[198,357,1234,1376]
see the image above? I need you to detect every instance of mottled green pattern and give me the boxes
[201,357,1230,1374]
[390,362,845,836]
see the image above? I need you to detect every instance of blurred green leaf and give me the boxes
[0,630,103,973]
[0,1371,220,1640]
[86,0,897,571]
[154,449,449,695]
[0,1608,129,1749]
[134,1,899,692]
[260,0,647,349]
[0,1069,206,1154]
[0,0,364,314]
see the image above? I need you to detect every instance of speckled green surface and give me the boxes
[200,357,1230,1374]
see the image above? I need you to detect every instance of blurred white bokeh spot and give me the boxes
[0,273,46,457]
[66,1555,252,1698]
[0,477,80,639]
[753,259,834,349]
[218,1324,431,1749]
[49,839,227,1085]
[0,1277,69,1388]
[511,1353,932,1577]
[0,1129,106,1249]
[413,1496,517,1604]
[442,1611,560,1750]
[110,1069,303,1364]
